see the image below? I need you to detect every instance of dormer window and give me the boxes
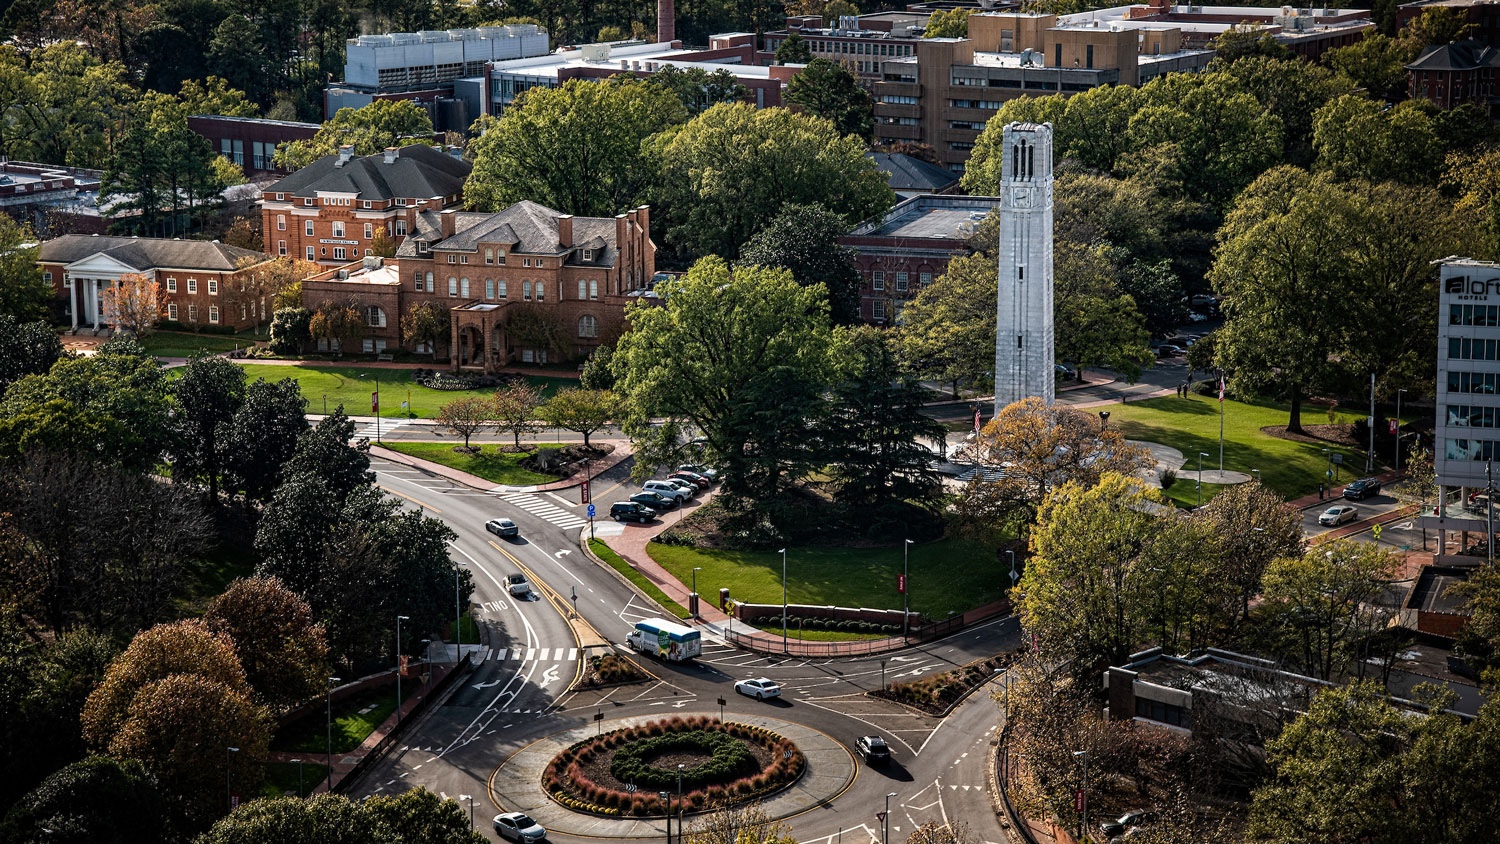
[416,240,429,254]
[581,248,594,262]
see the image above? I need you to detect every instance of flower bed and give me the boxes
[543,716,805,817]
[871,650,1020,716]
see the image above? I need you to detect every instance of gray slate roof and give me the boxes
[397,200,621,267]
[869,152,960,193]
[38,235,269,271]
[265,144,471,201]
[1408,40,1500,71]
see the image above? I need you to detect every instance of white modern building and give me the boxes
[1427,257,1500,548]
[993,121,1055,411]
[344,27,550,92]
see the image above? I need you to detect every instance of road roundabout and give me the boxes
[488,713,857,838]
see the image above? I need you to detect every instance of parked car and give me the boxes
[734,678,782,700]
[642,480,692,502]
[670,470,712,489]
[856,735,891,765]
[611,501,657,523]
[493,812,547,843]
[1318,505,1359,526]
[1186,310,1208,323]
[1189,294,1217,308]
[1155,344,1185,357]
[665,478,698,495]
[631,491,679,511]
[1055,364,1077,380]
[507,573,531,597]
[1343,478,1382,500]
[679,464,719,481]
[1100,810,1157,839]
[485,518,519,538]
[1468,492,1493,513]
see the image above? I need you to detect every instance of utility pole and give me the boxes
[1366,372,1375,473]
[1395,389,1405,475]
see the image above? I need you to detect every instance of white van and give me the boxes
[643,480,692,502]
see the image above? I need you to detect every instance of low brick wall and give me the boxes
[733,602,920,627]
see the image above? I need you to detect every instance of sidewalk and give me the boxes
[369,438,634,493]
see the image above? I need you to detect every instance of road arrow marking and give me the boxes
[555,550,572,558]
[540,666,561,687]
[473,678,503,689]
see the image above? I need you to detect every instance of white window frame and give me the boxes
[186,278,198,294]
[207,279,218,295]
[579,314,598,338]
[333,247,346,260]
[448,276,458,297]
[332,221,344,238]
[167,303,178,320]
[535,281,545,301]
[277,214,286,231]
[209,305,220,324]
[278,240,287,256]
[364,223,373,239]
[166,277,178,293]
[306,246,315,261]
[305,220,314,236]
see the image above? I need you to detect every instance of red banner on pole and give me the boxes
[581,479,591,504]
[371,391,379,412]
[1389,419,1398,435]
[897,574,906,594]
[1075,789,1085,813]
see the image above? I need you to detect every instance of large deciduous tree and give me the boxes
[644,65,747,115]
[647,103,894,260]
[614,257,839,500]
[894,252,997,395]
[491,380,545,450]
[203,576,329,713]
[101,272,163,336]
[738,202,862,325]
[784,58,873,141]
[223,376,310,502]
[1259,540,1399,681]
[0,756,172,844]
[399,300,449,358]
[172,353,248,503]
[0,314,63,395]
[465,77,686,218]
[274,100,435,171]
[537,388,619,448]
[0,215,50,322]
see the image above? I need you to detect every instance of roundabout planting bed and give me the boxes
[543,716,805,817]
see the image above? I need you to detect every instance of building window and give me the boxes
[579,315,598,338]
[1134,696,1190,728]
[189,304,198,322]
[334,247,346,260]
[187,278,198,294]
[485,278,495,299]
[396,198,407,206]
[362,200,370,209]
[166,277,178,293]
[1448,371,1500,394]
[305,220,314,236]
[578,279,587,300]
[365,306,386,327]
[278,240,287,256]
[1449,337,1500,360]
[895,274,908,293]
[448,254,457,263]
[873,299,887,320]
[920,272,932,285]
[523,258,532,267]
[168,303,178,320]
[536,281,545,301]
[485,248,494,264]
[497,279,507,298]
[276,193,284,201]
[207,279,218,295]
[304,198,313,206]
[394,219,407,236]
[448,277,458,297]
[523,280,533,300]
[460,255,468,264]
[306,246,315,261]
[425,272,434,292]
[277,214,286,231]
[460,277,469,297]
[872,270,884,291]
[582,248,594,262]
[414,272,423,291]
[209,306,220,324]
[589,279,598,300]
[364,223,373,239]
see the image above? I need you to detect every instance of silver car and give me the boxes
[1318,505,1358,526]
[494,812,546,842]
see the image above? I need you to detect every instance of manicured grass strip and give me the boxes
[272,684,416,754]
[749,625,890,642]
[646,536,1004,620]
[590,539,691,619]
[381,441,559,486]
[261,760,330,799]
[1160,480,1227,509]
[229,363,573,419]
[139,330,253,358]
[1104,394,1377,503]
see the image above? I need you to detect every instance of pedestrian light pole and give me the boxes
[226,746,239,813]
[1395,388,1406,474]
[1197,451,1209,508]
[326,676,341,792]
[455,565,464,659]
[902,538,914,639]
[780,548,788,654]
[1073,750,1089,841]
[884,792,898,844]
[395,615,409,722]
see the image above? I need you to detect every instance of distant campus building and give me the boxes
[1429,257,1500,545]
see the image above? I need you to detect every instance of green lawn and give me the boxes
[749,624,890,642]
[261,760,330,798]
[272,684,416,755]
[1106,394,1376,503]
[647,536,1004,620]
[175,541,259,616]
[229,364,574,419]
[380,441,560,485]
[590,539,691,619]
[139,330,254,358]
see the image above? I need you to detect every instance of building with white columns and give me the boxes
[993,121,1055,412]
[37,235,272,333]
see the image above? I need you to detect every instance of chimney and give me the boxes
[615,213,627,266]
[383,146,399,164]
[440,208,457,240]
[336,144,355,166]
[657,0,675,43]
[557,214,574,248]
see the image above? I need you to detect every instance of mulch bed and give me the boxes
[1260,422,1363,448]
[575,739,775,794]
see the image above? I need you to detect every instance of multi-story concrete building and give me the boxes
[36,235,272,332]
[300,201,655,367]
[1407,40,1500,109]
[759,13,930,79]
[0,160,102,234]
[992,121,1054,409]
[839,193,999,324]
[259,144,471,268]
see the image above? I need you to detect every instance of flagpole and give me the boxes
[1218,374,1225,474]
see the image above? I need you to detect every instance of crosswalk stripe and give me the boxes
[526,648,536,660]
[567,648,577,660]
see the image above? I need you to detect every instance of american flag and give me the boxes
[1218,376,1226,403]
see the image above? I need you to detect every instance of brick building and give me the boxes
[839,194,1001,324]
[187,115,321,179]
[36,235,273,332]
[300,201,655,368]
[1397,0,1500,48]
[1407,40,1500,109]
[260,144,471,268]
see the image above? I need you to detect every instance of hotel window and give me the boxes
[579,315,598,338]
[332,222,344,237]
[168,303,178,320]
[277,214,286,230]
[209,306,220,324]
[460,277,469,297]
[448,276,458,296]
[187,279,198,294]
[333,247,346,260]
[485,248,494,264]
[364,223,373,239]
[278,240,287,256]
[497,279,507,298]
[589,279,598,300]
[872,271,884,291]
[166,277,178,293]
[523,281,533,300]
[536,281,545,301]
[306,246,315,261]
[207,279,218,295]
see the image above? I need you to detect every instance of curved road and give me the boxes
[355,455,1022,844]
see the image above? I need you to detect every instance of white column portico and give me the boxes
[993,121,1056,413]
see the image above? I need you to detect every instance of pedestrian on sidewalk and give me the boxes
[1318,483,1325,500]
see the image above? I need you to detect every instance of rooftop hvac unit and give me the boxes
[579,43,611,61]
[479,26,505,37]
[392,32,421,44]
[419,30,448,42]
[448,28,480,39]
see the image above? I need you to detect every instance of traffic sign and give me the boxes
[876,812,886,823]
[587,503,596,519]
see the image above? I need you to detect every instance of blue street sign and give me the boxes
[587,504,596,519]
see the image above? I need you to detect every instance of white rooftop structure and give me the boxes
[344,26,551,91]
[485,39,775,83]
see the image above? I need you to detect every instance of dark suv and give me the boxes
[1343,478,1382,500]
[855,735,890,765]
[610,501,656,523]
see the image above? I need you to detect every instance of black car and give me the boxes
[856,735,891,765]
[1100,810,1156,839]
[631,491,679,511]
[1343,478,1382,500]
[610,501,656,523]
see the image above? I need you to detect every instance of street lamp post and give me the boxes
[1006,549,1018,589]
[884,793,897,844]
[455,565,464,660]
[779,548,788,654]
[1073,750,1089,841]
[1395,389,1406,474]
[460,794,474,829]
[290,758,303,798]
[902,538,914,639]
[692,567,702,620]
[1197,451,1209,508]
[395,615,410,723]
[226,746,239,814]
[1251,468,1261,483]
[676,764,685,844]
[1098,410,1110,429]
[660,791,671,844]
[326,676,341,792]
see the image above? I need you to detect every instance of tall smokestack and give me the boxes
[657,0,675,43]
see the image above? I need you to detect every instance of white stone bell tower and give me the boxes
[993,121,1055,413]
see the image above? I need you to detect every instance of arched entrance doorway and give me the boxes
[456,325,484,368]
